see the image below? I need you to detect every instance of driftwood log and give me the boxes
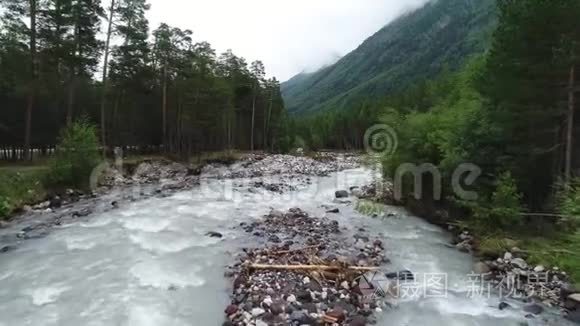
[248,264,379,272]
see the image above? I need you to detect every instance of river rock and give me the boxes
[456,240,471,253]
[473,262,490,274]
[270,303,284,315]
[349,315,367,326]
[561,284,579,300]
[251,307,265,317]
[523,303,544,315]
[499,302,511,310]
[72,208,92,218]
[565,294,580,310]
[511,258,528,269]
[206,231,223,238]
[325,308,346,322]
[566,310,580,323]
[327,208,340,213]
[49,196,62,208]
[0,245,16,253]
[225,305,238,316]
[335,190,349,198]
[255,320,267,326]
[504,252,513,261]
[533,265,545,273]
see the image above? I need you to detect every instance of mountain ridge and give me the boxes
[281,0,497,114]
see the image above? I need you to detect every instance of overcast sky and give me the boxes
[147,0,428,81]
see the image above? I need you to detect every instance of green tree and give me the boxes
[46,119,100,189]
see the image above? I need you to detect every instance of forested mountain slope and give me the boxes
[282,0,497,114]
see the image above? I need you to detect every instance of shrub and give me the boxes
[0,196,9,218]
[555,178,580,231]
[45,119,101,189]
[293,136,308,153]
[472,172,523,230]
[558,178,580,218]
[355,200,385,217]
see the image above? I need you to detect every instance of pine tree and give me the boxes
[479,0,580,207]
[250,60,265,151]
[63,0,103,124]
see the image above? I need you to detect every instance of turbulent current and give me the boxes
[0,165,572,325]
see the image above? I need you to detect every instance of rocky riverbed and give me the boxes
[223,208,391,326]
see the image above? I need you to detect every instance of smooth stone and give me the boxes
[335,190,349,198]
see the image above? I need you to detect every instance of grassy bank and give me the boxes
[468,228,580,284]
[0,165,48,218]
[0,150,244,220]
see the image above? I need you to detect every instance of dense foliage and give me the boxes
[281,0,497,114]
[0,0,289,158]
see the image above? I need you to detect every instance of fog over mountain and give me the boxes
[147,0,430,80]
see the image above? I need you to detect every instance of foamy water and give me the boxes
[0,167,570,325]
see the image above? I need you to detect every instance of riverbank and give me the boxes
[0,151,240,220]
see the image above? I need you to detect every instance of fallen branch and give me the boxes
[248,264,379,272]
[519,213,576,219]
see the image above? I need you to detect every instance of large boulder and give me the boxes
[335,190,349,198]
